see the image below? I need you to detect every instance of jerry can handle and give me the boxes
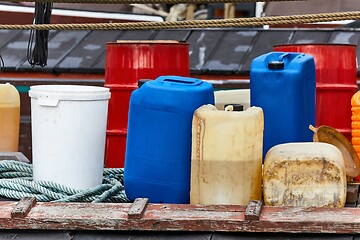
[267,53,291,70]
[278,52,291,62]
[156,76,202,86]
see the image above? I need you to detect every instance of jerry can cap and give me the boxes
[268,61,284,70]
[138,79,153,88]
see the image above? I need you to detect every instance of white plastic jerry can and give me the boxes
[263,142,346,208]
[190,104,263,205]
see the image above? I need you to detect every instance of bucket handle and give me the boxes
[37,98,59,107]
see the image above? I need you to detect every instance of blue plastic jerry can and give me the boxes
[124,75,214,203]
[250,52,316,159]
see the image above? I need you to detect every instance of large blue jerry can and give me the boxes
[250,52,316,158]
[124,75,214,203]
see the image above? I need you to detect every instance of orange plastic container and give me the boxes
[351,91,360,181]
[0,83,20,152]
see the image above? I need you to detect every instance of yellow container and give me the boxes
[263,142,346,208]
[352,91,360,181]
[190,104,263,205]
[0,83,20,152]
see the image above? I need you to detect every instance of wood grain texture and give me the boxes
[128,198,148,219]
[11,197,36,218]
[245,200,262,221]
[0,201,359,233]
[346,185,359,204]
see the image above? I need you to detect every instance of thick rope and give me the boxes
[0,11,358,30]
[5,0,305,4]
[0,160,130,203]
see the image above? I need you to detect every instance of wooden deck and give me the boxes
[2,193,360,234]
[0,154,359,234]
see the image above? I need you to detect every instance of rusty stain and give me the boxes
[264,145,346,208]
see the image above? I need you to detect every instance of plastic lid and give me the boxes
[224,104,243,111]
[268,61,284,70]
[29,85,111,101]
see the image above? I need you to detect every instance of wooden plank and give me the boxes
[128,198,148,219]
[0,202,360,233]
[0,152,30,163]
[345,202,357,208]
[213,233,354,239]
[11,197,36,218]
[346,184,359,204]
[245,200,262,221]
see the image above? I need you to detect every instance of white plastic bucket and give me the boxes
[29,85,111,190]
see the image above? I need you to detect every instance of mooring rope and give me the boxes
[0,160,130,203]
[0,11,358,30]
[5,0,305,4]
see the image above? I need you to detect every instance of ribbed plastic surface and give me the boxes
[352,91,360,181]
[124,76,214,203]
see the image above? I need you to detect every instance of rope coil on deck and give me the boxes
[0,11,359,30]
[0,160,130,203]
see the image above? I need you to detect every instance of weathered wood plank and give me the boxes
[0,202,359,233]
[245,200,262,221]
[346,184,359,204]
[128,198,148,219]
[11,197,36,218]
[0,152,30,163]
[345,202,357,208]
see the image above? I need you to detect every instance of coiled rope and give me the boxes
[0,11,359,30]
[0,160,130,203]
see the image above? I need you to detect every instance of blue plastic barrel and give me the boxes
[124,75,214,203]
[250,52,316,159]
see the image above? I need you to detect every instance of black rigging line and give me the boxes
[27,2,53,67]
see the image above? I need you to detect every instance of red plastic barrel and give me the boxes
[105,40,190,168]
[274,44,358,141]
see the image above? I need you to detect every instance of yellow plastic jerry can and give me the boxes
[190,104,263,205]
[0,83,20,152]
